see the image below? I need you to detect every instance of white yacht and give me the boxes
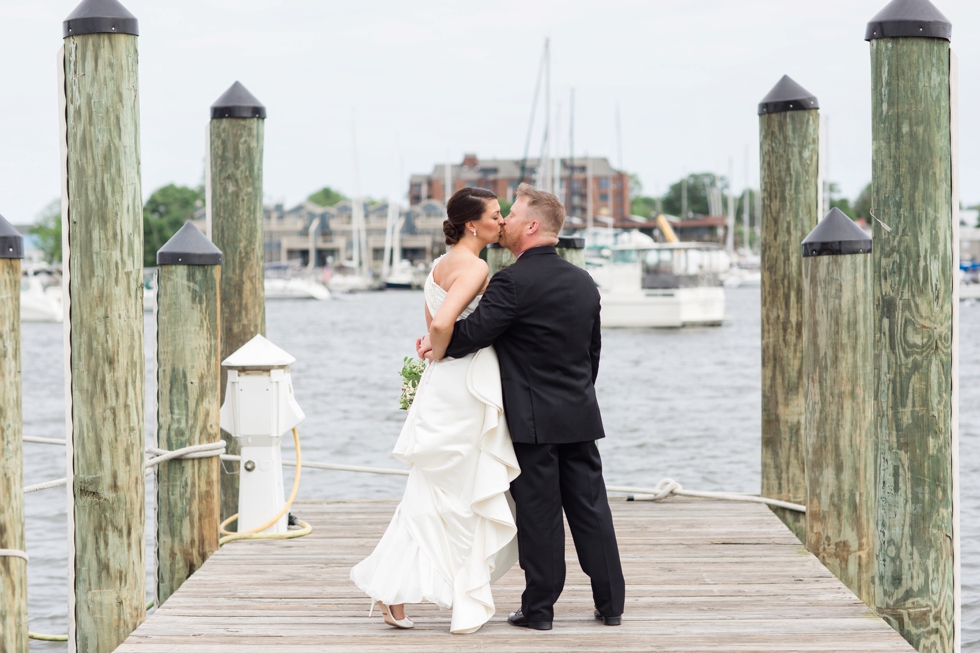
[587,243,729,328]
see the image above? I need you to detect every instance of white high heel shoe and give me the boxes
[370,600,414,629]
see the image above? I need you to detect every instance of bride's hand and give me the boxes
[417,335,433,360]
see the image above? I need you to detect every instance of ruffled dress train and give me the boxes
[350,265,520,634]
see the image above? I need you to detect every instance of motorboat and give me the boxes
[264,262,331,300]
[587,243,729,328]
[265,276,330,300]
[21,268,63,322]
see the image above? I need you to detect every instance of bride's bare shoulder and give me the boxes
[434,249,488,288]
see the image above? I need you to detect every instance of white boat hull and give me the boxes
[600,287,725,328]
[21,291,63,322]
[265,278,331,300]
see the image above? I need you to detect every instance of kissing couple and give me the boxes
[350,183,625,633]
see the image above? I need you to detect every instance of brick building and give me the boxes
[409,153,631,226]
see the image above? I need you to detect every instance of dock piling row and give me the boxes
[0,215,26,653]
[758,75,820,543]
[154,224,224,607]
[801,208,875,608]
[61,0,146,650]
[867,0,956,648]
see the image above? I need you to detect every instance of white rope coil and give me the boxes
[0,548,29,562]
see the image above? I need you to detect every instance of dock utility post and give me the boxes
[866,0,957,649]
[60,0,146,650]
[154,224,223,607]
[801,208,874,608]
[758,75,820,542]
[209,81,267,528]
[0,214,26,653]
[219,336,305,534]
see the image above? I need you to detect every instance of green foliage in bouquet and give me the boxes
[399,356,427,410]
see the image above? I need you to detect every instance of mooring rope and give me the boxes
[22,441,227,493]
[22,436,803,511]
[0,548,29,562]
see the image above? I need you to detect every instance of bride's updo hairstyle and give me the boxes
[443,187,498,246]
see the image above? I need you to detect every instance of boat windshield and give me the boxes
[610,249,638,264]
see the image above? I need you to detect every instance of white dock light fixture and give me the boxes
[219,335,305,533]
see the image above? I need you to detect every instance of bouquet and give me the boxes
[398,356,427,410]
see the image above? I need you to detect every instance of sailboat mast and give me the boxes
[351,114,361,271]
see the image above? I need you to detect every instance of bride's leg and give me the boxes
[390,604,407,620]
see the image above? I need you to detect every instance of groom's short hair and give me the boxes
[516,183,565,235]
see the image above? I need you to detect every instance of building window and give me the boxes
[599,193,609,202]
[599,178,609,189]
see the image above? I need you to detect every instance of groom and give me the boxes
[422,183,625,630]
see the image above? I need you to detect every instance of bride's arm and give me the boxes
[428,260,489,360]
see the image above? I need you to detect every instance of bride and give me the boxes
[350,187,520,634]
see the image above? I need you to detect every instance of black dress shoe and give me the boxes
[508,608,553,630]
[594,608,622,626]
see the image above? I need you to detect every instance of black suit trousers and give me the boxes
[509,440,626,622]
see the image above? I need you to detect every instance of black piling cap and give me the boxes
[157,222,222,266]
[0,213,24,260]
[63,0,138,38]
[866,0,951,41]
[758,76,819,115]
[801,207,872,257]
[211,82,266,119]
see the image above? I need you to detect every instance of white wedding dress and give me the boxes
[350,259,521,634]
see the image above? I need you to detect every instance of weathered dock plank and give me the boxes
[117,498,914,652]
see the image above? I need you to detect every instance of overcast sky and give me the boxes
[1,0,977,223]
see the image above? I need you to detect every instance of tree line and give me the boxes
[629,173,874,223]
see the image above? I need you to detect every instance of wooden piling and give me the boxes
[61,1,145,650]
[0,215,26,653]
[758,75,820,542]
[801,208,874,607]
[866,1,955,649]
[209,82,266,527]
[155,223,223,606]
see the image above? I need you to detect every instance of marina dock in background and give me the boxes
[115,498,915,653]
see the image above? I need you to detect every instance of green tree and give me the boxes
[30,199,62,263]
[853,182,873,220]
[307,187,348,207]
[143,184,203,267]
[662,173,729,217]
[631,196,659,218]
[827,182,856,219]
[498,198,513,217]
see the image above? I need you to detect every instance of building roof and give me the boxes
[412,155,622,182]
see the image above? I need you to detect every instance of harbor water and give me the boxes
[20,287,980,650]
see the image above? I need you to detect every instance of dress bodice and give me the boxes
[424,256,481,320]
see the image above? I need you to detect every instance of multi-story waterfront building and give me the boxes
[253,198,449,270]
[408,153,631,226]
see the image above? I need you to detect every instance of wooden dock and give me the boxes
[117,497,915,652]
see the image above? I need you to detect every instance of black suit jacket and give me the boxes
[445,245,604,445]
